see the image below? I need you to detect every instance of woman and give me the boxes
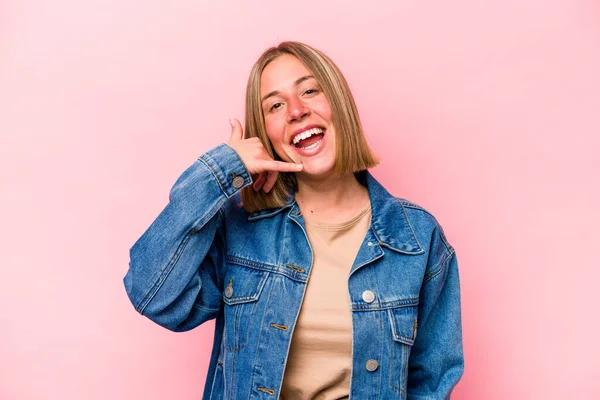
[125,41,464,399]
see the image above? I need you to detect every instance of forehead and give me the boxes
[260,54,313,96]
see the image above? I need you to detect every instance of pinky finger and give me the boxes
[263,170,279,193]
[253,172,267,191]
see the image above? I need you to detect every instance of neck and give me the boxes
[294,172,369,222]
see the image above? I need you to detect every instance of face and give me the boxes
[260,54,336,178]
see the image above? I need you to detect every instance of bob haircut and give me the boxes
[241,41,379,213]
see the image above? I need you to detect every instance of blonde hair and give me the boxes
[241,41,378,213]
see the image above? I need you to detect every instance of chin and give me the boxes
[299,162,336,179]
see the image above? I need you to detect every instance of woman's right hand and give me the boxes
[227,118,303,193]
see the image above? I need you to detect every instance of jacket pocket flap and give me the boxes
[388,305,418,346]
[223,266,269,305]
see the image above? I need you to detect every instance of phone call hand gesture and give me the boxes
[227,118,303,193]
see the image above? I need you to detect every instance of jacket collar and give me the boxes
[248,171,423,255]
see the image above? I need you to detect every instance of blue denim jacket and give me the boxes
[124,144,464,399]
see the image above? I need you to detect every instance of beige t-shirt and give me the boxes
[280,206,372,400]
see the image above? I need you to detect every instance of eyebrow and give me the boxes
[261,75,315,103]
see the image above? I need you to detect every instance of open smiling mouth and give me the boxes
[291,127,325,150]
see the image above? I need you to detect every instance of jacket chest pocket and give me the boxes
[222,265,269,352]
[387,303,418,396]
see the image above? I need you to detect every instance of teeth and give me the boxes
[292,127,323,145]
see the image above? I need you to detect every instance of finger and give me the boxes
[263,170,279,193]
[253,172,267,191]
[257,160,303,173]
[229,118,244,141]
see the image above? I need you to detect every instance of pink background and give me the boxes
[2,0,599,399]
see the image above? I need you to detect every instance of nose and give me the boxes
[286,95,309,123]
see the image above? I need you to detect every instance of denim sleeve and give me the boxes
[123,144,251,332]
[407,228,464,399]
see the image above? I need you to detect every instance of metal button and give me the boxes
[224,285,233,298]
[365,359,379,372]
[362,290,375,303]
[232,176,245,189]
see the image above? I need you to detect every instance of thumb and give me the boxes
[229,118,244,141]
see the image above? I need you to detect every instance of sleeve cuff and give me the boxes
[199,144,252,198]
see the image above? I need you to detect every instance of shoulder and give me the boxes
[394,197,453,252]
[222,192,247,218]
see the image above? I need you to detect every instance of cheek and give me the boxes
[264,118,286,146]
[315,99,333,122]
